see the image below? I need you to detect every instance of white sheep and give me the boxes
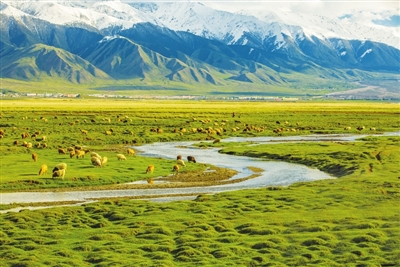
[38,164,48,175]
[176,159,186,167]
[52,169,66,179]
[101,156,108,167]
[146,165,154,174]
[53,163,67,173]
[76,150,86,159]
[117,154,126,161]
[90,152,102,159]
[91,157,102,167]
[127,148,135,155]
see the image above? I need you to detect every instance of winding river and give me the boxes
[1,132,398,210]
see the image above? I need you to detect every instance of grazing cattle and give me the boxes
[187,156,196,163]
[32,152,38,162]
[58,148,66,154]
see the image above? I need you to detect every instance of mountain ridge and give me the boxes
[0,0,399,96]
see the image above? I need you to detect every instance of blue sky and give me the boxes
[373,15,400,27]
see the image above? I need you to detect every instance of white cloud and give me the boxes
[197,0,399,18]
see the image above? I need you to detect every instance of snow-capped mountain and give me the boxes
[245,10,400,50]
[3,0,399,49]
[3,0,160,30]
[133,2,399,50]
[0,0,399,92]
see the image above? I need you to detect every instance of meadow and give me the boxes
[0,99,399,266]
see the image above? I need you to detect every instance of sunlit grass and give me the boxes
[0,99,399,266]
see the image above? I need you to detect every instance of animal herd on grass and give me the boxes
[0,112,376,185]
[35,144,198,183]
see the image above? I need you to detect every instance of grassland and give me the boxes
[0,73,359,97]
[0,99,399,266]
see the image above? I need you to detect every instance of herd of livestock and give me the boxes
[0,112,375,183]
[35,145,198,182]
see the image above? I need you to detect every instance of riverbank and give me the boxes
[1,100,399,266]
[1,162,398,266]
[1,100,398,193]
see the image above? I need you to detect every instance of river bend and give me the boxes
[1,132,398,208]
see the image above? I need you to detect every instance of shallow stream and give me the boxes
[1,131,398,211]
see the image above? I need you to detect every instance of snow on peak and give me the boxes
[99,35,127,43]
[132,2,283,45]
[2,0,399,49]
[359,49,372,61]
[3,0,159,30]
[0,1,28,17]
[241,9,399,49]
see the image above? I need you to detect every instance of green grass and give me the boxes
[1,178,399,266]
[0,72,370,97]
[0,99,399,266]
[0,99,399,192]
[215,136,400,177]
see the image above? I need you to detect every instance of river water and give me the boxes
[1,131,398,210]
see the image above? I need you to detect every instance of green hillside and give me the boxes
[1,44,110,83]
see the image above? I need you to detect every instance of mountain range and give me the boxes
[1,0,399,96]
